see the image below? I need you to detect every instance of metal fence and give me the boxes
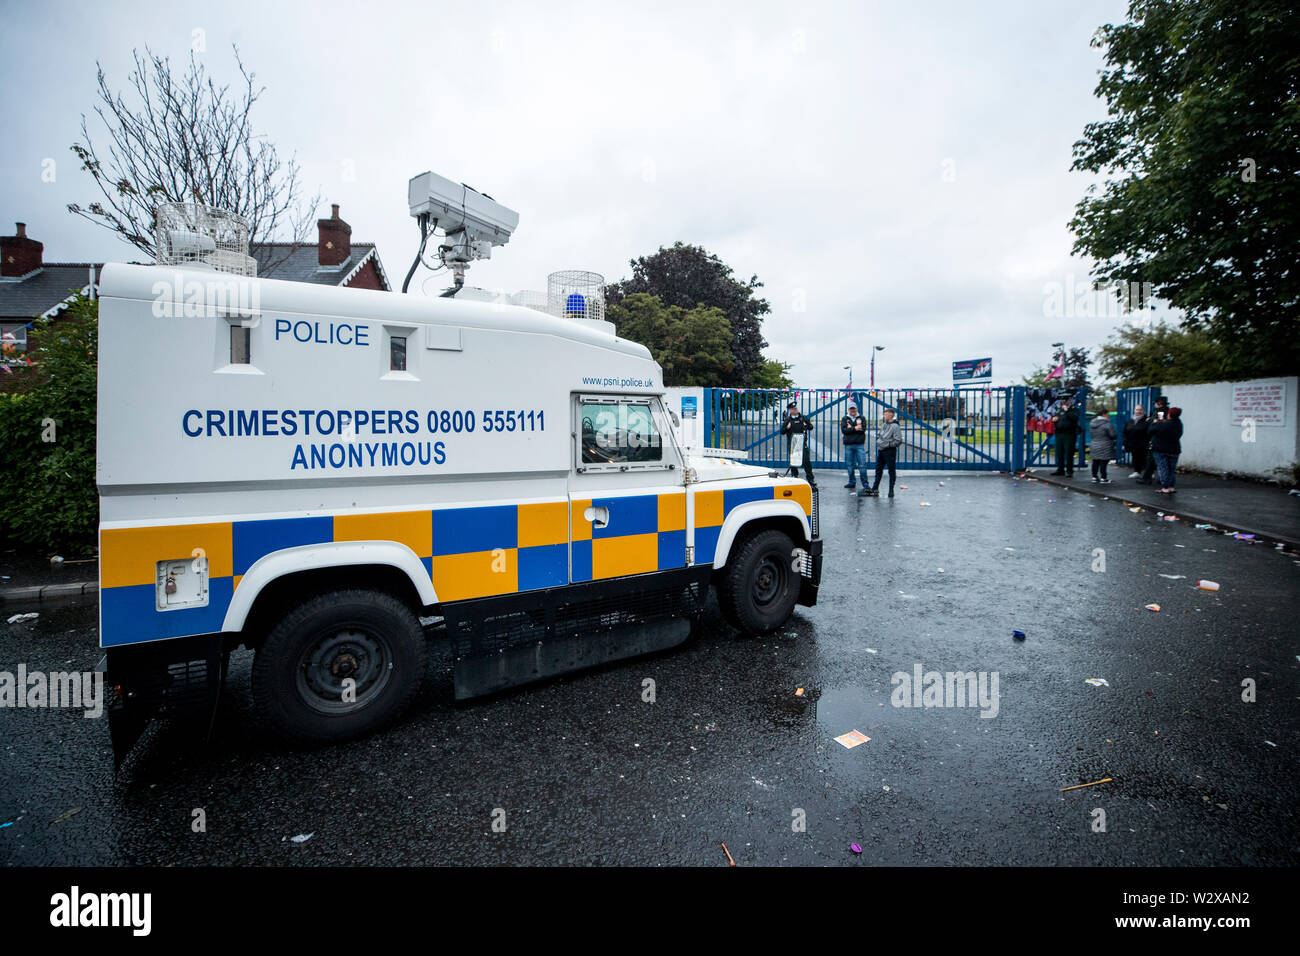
[703,385,1091,472]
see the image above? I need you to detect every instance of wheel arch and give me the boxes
[710,501,811,571]
[223,541,436,644]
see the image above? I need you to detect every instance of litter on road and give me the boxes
[1129,506,1142,513]
[1013,630,1026,640]
[721,842,736,866]
[50,808,82,824]
[1084,678,1110,687]
[1145,604,1161,612]
[834,730,871,749]
[1060,778,1113,792]
[1158,574,1185,580]
[795,688,805,697]
[850,843,863,855]
[290,833,314,843]
[7,613,39,624]
[1197,580,1220,591]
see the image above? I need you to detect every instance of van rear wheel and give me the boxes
[718,529,801,635]
[252,589,424,744]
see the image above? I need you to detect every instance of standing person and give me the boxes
[1139,396,1169,484]
[1089,407,1117,484]
[864,407,902,497]
[841,402,868,490]
[1049,394,1080,477]
[1123,405,1148,479]
[1148,405,1183,494]
[780,401,815,486]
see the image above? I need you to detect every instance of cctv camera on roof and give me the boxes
[407,171,519,248]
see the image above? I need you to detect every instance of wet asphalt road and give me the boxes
[2,473,1298,866]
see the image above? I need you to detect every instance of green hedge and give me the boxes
[0,294,98,556]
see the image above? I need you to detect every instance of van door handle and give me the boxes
[584,506,609,530]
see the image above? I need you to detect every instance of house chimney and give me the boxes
[1,222,43,277]
[317,203,351,267]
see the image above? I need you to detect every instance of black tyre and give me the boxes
[718,529,801,635]
[252,589,424,744]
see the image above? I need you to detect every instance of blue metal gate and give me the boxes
[705,386,1016,471]
[703,385,1090,472]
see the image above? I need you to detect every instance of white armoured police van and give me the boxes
[97,197,821,760]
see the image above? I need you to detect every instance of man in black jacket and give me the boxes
[1050,395,1080,476]
[1139,396,1169,484]
[780,402,815,486]
[840,402,867,490]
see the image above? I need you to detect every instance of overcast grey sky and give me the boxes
[0,0,1170,387]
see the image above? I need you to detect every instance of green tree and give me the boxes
[608,293,734,386]
[0,294,99,554]
[606,242,769,386]
[751,359,794,390]
[1097,322,1240,387]
[1070,0,1300,377]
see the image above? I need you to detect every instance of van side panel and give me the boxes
[99,500,571,647]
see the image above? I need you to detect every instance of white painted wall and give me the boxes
[1160,376,1298,479]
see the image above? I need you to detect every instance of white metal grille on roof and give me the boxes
[510,289,549,312]
[154,202,257,277]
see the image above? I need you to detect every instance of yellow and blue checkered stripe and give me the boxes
[100,485,811,647]
[692,483,813,565]
[100,502,571,647]
[569,492,688,582]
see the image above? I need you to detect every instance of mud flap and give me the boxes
[443,566,709,699]
[104,634,226,767]
[797,538,823,607]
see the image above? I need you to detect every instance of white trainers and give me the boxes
[1127,472,1140,478]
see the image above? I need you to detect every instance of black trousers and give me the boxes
[1091,459,1110,480]
[1055,432,1077,472]
[1129,445,1146,475]
[787,439,816,487]
[872,446,898,491]
[1141,447,1158,482]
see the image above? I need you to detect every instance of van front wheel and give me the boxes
[718,529,800,634]
[252,589,425,744]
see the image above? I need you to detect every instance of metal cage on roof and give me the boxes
[547,270,605,323]
[154,202,257,277]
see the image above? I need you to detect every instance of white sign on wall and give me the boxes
[1231,380,1286,426]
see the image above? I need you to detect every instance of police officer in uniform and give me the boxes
[780,401,816,487]
[1050,394,1080,477]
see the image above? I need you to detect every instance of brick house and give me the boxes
[1,204,390,365]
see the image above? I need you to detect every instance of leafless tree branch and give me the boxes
[68,45,322,275]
